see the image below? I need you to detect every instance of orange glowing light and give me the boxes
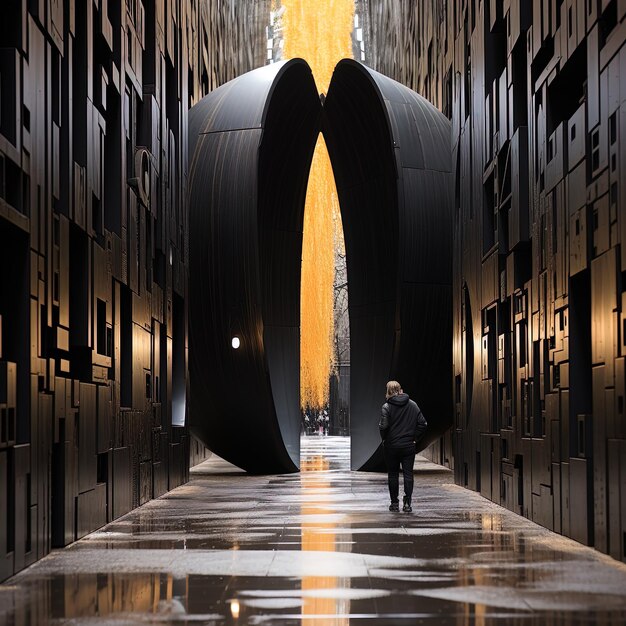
[281,0,353,410]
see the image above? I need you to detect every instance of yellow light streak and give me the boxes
[281,0,353,410]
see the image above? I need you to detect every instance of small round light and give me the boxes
[231,336,241,349]
[230,599,240,618]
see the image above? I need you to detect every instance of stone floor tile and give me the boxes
[1,436,626,624]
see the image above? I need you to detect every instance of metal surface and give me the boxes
[360,0,626,562]
[0,0,270,583]
[324,60,453,471]
[188,60,321,473]
[188,59,453,473]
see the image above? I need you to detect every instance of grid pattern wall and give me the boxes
[362,0,626,562]
[0,0,268,582]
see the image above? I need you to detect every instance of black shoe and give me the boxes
[403,496,412,513]
[389,500,399,512]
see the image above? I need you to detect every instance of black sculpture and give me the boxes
[188,58,452,473]
[324,60,453,470]
[188,60,321,473]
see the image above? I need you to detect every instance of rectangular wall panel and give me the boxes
[362,0,626,562]
[0,0,270,582]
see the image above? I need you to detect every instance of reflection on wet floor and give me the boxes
[1,437,626,624]
[300,453,349,625]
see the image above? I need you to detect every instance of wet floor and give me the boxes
[1,437,626,624]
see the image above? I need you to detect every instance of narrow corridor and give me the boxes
[2,437,626,624]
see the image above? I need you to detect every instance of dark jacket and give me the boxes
[379,393,427,449]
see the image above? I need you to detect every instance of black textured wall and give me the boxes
[362,0,626,562]
[0,0,268,582]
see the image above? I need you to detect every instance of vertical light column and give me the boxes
[281,0,354,410]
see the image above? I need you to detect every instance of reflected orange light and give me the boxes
[301,455,330,473]
[300,453,346,625]
[281,0,353,613]
[230,599,240,618]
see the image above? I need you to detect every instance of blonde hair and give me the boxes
[386,380,402,399]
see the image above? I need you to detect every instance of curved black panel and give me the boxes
[189,58,452,474]
[324,60,453,471]
[188,60,321,473]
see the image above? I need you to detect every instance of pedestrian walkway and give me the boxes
[2,436,626,624]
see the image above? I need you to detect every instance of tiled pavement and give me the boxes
[1,436,626,624]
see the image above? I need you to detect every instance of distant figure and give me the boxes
[379,380,427,512]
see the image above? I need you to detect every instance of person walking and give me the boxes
[379,380,428,512]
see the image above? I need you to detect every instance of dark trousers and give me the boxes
[384,444,416,502]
